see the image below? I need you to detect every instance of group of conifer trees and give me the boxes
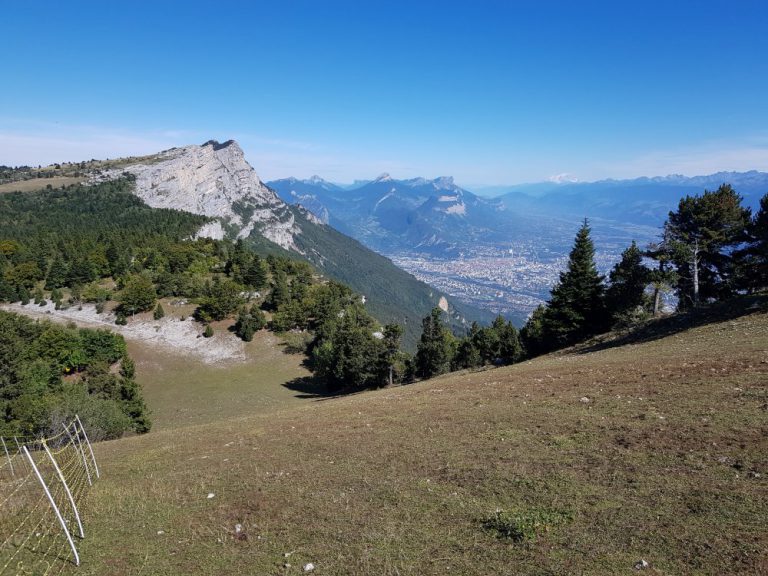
[411,184,767,379]
[520,184,767,357]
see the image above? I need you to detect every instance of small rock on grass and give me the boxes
[304,563,315,572]
[634,559,649,570]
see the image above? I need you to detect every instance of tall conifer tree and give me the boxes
[543,219,605,347]
[605,241,650,323]
[416,307,455,378]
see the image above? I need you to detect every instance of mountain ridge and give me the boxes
[87,140,491,345]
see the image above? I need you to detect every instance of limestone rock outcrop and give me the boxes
[92,140,302,251]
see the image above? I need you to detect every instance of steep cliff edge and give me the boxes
[92,139,304,250]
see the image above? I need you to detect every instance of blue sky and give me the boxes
[1,0,767,186]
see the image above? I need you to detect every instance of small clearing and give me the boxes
[1,301,246,364]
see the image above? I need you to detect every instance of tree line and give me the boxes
[2,179,765,401]
[520,184,768,356]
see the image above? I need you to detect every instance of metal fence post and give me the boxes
[64,422,92,487]
[42,441,85,539]
[75,415,99,479]
[22,446,80,566]
[1,437,13,477]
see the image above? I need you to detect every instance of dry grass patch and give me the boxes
[68,308,768,575]
[0,176,84,193]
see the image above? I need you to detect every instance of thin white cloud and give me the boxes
[547,173,579,183]
[598,136,768,180]
[0,121,199,166]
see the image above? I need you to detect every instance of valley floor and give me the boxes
[60,303,768,574]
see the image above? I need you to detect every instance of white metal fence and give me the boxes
[0,416,99,575]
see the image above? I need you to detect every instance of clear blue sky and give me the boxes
[1,0,767,186]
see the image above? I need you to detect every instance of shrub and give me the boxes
[234,306,267,342]
[281,330,314,354]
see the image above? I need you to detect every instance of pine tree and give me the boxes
[605,241,650,324]
[645,224,679,315]
[312,304,381,389]
[380,323,404,386]
[666,184,751,307]
[543,220,606,348]
[153,303,165,320]
[520,304,547,358]
[453,322,482,369]
[266,271,291,311]
[496,318,522,364]
[243,255,268,290]
[415,307,455,378]
[19,285,30,305]
[33,286,45,306]
[45,255,68,289]
[737,192,768,291]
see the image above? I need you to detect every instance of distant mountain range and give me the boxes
[269,170,768,256]
[269,170,768,323]
[269,173,561,258]
[489,171,767,227]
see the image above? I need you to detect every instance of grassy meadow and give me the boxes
[0,176,84,193]
[125,330,312,430]
[67,305,767,575]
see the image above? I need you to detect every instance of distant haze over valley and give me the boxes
[269,170,768,323]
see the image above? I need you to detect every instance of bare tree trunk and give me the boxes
[653,285,661,315]
[692,238,700,306]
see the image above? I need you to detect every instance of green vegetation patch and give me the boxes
[482,508,573,543]
[0,310,150,439]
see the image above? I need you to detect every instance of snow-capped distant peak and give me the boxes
[374,173,393,182]
[306,175,326,184]
[547,173,579,184]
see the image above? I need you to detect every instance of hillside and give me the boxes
[83,140,488,345]
[70,299,767,575]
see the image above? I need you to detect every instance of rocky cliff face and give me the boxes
[92,140,303,251]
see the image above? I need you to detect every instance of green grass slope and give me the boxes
[72,301,767,575]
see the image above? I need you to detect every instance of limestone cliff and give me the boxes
[92,140,302,251]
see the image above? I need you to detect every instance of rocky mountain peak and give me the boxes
[432,176,455,189]
[91,140,303,251]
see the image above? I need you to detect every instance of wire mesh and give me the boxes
[0,417,98,575]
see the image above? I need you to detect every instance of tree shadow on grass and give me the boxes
[575,294,767,355]
[282,376,357,400]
